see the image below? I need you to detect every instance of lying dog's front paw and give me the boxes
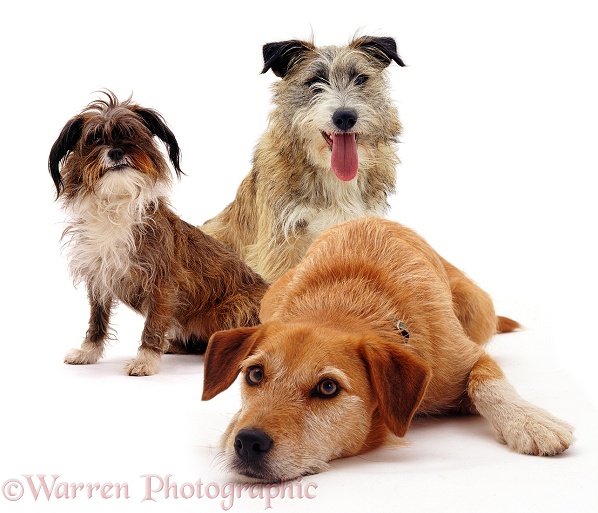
[496,404,574,456]
[125,349,161,376]
[64,347,101,365]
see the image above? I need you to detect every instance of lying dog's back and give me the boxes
[261,216,492,413]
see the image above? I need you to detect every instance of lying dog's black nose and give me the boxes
[234,428,273,463]
[332,108,358,131]
[108,148,125,162]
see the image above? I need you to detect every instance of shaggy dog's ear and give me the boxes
[48,116,84,197]
[359,336,430,437]
[133,106,183,177]
[261,39,315,78]
[202,326,264,401]
[351,36,406,68]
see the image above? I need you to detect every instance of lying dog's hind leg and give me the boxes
[440,256,509,344]
[467,353,573,455]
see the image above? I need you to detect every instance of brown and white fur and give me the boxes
[49,91,268,376]
[202,217,573,481]
[201,36,404,283]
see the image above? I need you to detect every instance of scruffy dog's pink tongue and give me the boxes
[331,133,358,181]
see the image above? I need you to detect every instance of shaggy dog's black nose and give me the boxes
[234,428,273,463]
[332,108,358,131]
[108,148,125,162]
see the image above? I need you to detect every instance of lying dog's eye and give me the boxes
[313,379,340,398]
[246,366,264,386]
[354,74,369,86]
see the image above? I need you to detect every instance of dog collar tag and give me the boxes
[388,316,410,343]
[397,321,410,342]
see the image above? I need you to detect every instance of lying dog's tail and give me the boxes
[497,316,522,334]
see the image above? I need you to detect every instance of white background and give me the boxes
[1,1,597,512]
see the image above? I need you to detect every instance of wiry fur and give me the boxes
[201,36,404,283]
[49,91,268,376]
[202,218,573,481]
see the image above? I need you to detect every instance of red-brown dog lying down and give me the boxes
[202,217,573,482]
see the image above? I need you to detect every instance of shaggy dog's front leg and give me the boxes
[125,285,173,376]
[64,288,112,365]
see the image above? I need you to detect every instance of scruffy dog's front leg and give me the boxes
[125,285,172,376]
[468,354,574,455]
[64,288,112,365]
[246,216,312,284]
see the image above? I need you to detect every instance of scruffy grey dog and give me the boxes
[201,35,405,283]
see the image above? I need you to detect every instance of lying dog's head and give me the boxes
[202,321,430,482]
[48,90,181,203]
[261,36,404,182]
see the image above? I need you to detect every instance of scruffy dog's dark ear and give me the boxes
[48,116,84,198]
[134,107,183,178]
[261,40,314,78]
[352,36,406,68]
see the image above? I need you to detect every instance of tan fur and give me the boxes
[49,91,268,376]
[201,36,404,283]
[202,217,573,481]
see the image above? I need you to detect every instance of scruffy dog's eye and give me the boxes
[313,379,340,398]
[246,366,264,386]
[354,74,369,86]
[305,76,327,92]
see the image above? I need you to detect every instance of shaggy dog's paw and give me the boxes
[64,344,102,365]
[125,350,160,376]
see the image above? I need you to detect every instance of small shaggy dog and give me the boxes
[48,91,268,376]
[201,35,405,282]
[202,217,573,481]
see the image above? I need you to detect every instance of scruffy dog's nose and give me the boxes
[234,428,273,463]
[332,108,358,131]
[108,148,125,162]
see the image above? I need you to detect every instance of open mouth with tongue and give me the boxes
[321,131,359,181]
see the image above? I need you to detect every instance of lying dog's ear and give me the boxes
[134,107,183,178]
[351,36,406,68]
[202,326,262,401]
[360,337,430,437]
[48,115,84,198]
[261,40,314,78]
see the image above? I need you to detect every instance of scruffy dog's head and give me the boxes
[49,90,181,203]
[261,36,404,182]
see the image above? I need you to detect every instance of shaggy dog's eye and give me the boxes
[354,74,369,86]
[313,379,340,398]
[246,366,264,386]
[85,131,103,145]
